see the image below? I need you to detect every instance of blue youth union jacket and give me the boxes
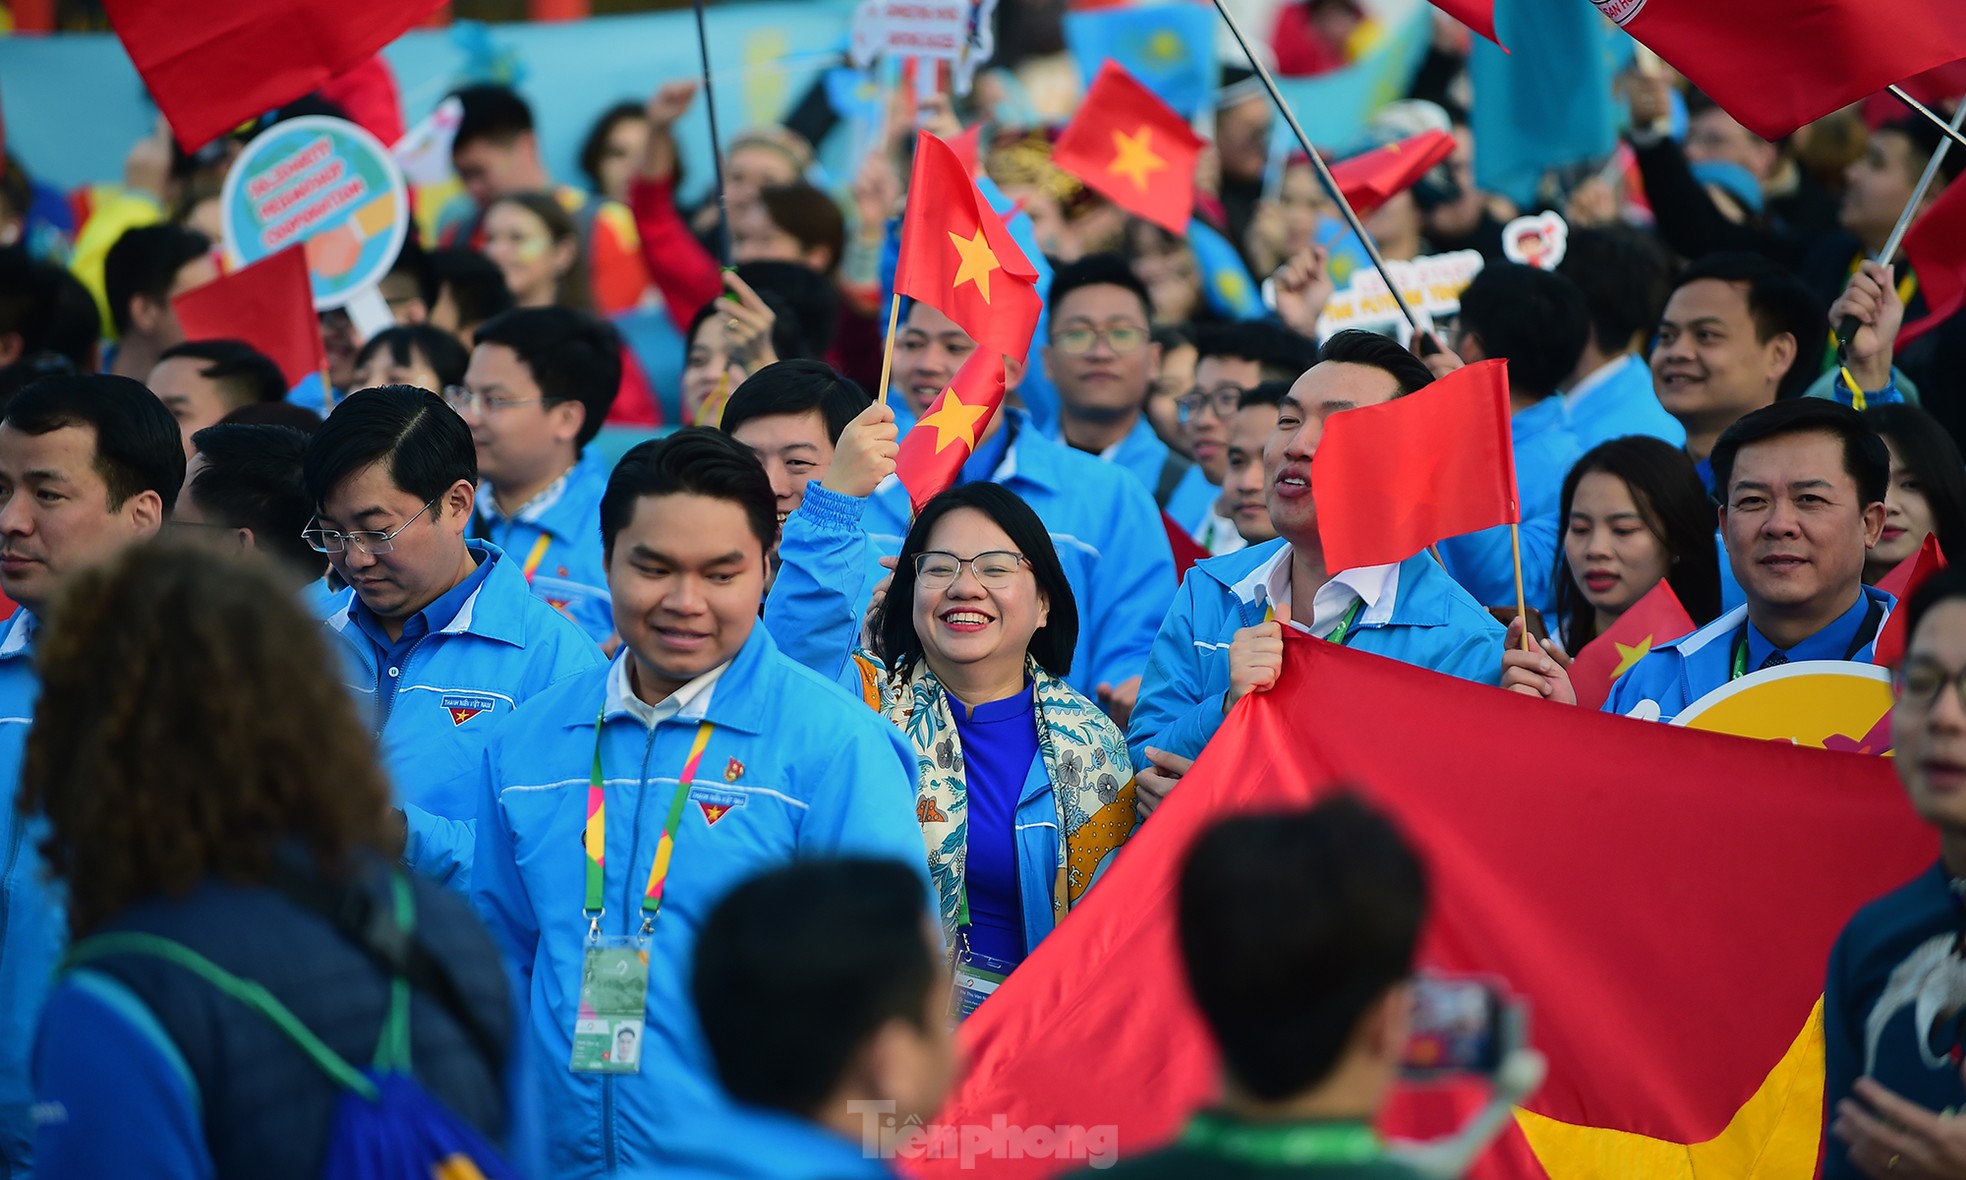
[469,625,926,1179]
[321,539,603,889]
[0,610,50,1176]
[471,449,616,644]
[1127,541,1508,770]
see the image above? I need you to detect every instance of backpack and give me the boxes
[62,872,516,1180]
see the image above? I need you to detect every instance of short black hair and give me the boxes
[1179,793,1427,1102]
[1867,404,1966,570]
[1905,565,1966,654]
[1194,321,1320,385]
[430,248,515,330]
[693,858,936,1117]
[450,84,535,153]
[1238,379,1291,410]
[1454,263,1591,400]
[469,307,622,448]
[1556,226,1671,358]
[1667,253,1826,400]
[221,401,323,432]
[1153,322,1197,354]
[0,248,34,351]
[1881,117,1966,186]
[1711,397,1889,509]
[735,260,839,356]
[157,340,288,408]
[302,385,477,509]
[579,101,646,193]
[3,374,185,515]
[353,325,471,394]
[1048,253,1154,329]
[874,482,1078,677]
[387,236,440,311]
[103,224,211,336]
[759,183,847,275]
[687,290,809,361]
[601,427,777,560]
[719,360,870,447]
[1315,329,1434,397]
[188,423,319,574]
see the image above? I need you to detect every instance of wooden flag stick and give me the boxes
[874,292,903,406]
[1509,523,1533,652]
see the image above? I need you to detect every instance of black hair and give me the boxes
[1905,565,1966,655]
[687,290,809,361]
[1711,398,1890,509]
[1048,253,1154,328]
[387,236,440,311]
[187,424,320,575]
[1667,253,1827,400]
[758,183,847,275]
[103,224,211,336]
[302,385,477,508]
[1881,116,1966,186]
[1238,379,1292,410]
[221,401,323,433]
[578,101,647,193]
[33,262,102,373]
[1552,436,1723,652]
[1866,404,1966,571]
[450,84,535,152]
[1153,322,1197,354]
[735,260,839,356]
[0,248,33,353]
[469,307,622,448]
[1194,321,1320,385]
[157,340,288,408]
[1315,328,1434,397]
[601,427,777,559]
[1455,263,1591,400]
[1556,226,1671,359]
[1178,794,1427,1102]
[430,248,515,331]
[354,325,471,394]
[719,360,870,447]
[873,482,1078,678]
[3,374,185,515]
[692,858,936,1117]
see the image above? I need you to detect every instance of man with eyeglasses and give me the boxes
[1183,323,1320,553]
[455,306,621,644]
[304,385,602,889]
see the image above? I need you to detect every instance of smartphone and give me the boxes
[1401,972,1526,1079]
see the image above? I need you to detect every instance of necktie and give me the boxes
[1759,650,1790,671]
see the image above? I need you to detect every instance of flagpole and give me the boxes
[874,292,902,405]
[691,0,733,267]
[1891,86,1966,154]
[1509,524,1532,653]
[1207,0,1426,335]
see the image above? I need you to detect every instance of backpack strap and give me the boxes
[1153,450,1194,509]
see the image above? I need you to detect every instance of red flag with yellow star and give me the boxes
[1872,533,1947,669]
[1051,60,1203,235]
[1328,130,1458,218]
[895,130,1044,364]
[1566,578,1698,711]
[895,351,1007,512]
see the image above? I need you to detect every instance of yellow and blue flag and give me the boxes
[1062,3,1217,120]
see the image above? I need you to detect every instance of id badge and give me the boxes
[949,949,1015,1025]
[570,937,650,1074]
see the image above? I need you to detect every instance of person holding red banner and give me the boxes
[1863,405,1966,586]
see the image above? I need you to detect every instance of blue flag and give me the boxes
[1189,219,1266,321]
[1263,5,1432,168]
[1469,0,1618,206]
[1063,3,1219,120]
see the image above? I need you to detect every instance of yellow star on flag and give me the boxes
[1107,127,1168,193]
[1612,635,1655,678]
[947,228,1002,304]
[918,384,992,454]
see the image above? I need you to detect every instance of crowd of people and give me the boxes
[1,0,1965,1176]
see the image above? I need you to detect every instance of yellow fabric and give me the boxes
[68,186,166,341]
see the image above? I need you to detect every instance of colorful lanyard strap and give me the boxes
[1264,596,1365,646]
[521,533,553,584]
[1180,1114,1382,1166]
[584,711,715,940]
[1729,597,1884,681]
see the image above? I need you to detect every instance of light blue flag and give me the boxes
[1063,3,1220,120]
[1469,0,1618,206]
[1189,219,1266,321]
[1262,4,1432,170]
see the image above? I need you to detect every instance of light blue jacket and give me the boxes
[1563,353,1686,451]
[0,611,48,1177]
[471,449,615,644]
[766,411,1176,695]
[469,626,925,1179]
[1128,542,1508,769]
[321,540,603,889]
[1437,395,1583,616]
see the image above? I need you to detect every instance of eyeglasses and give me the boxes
[1051,324,1149,356]
[1178,386,1247,422]
[443,385,545,416]
[301,498,438,556]
[1895,660,1966,712]
[914,550,1029,590]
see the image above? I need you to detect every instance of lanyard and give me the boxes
[1180,1114,1382,1165]
[1729,597,1885,681]
[583,712,715,939]
[521,533,553,583]
[1262,595,1366,645]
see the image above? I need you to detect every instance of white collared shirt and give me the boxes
[1232,543,1401,638]
[603,653,728,729]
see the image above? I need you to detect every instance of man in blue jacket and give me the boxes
[1128,331,1506,806]
[0,373,182,1177]
[305,385,601,888]
[459,306,620,644]
[1555,226,1685,451]
[470,429,926,1179]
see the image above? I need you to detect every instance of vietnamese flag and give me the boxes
[102,0,444,152]
[1051,61,1204,235]
[895,131,1044,364]
[1329,130,1458,218]
[912,639,1935,1178]
[1312,359,1518,570]
[1566,579,1697,711]
[1606,0,1966,141]
[1899,176,1966,350]
[895,352,1007,513]
[1873,533,1947,668]
[173,246,327,391]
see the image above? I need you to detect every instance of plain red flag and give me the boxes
[1899,176,1966,350]
[895,352,1007,512]
[1052,61,1205,234]
[1873,534,1948,668]
[1607,0,1966,140]
[1328,130,1458,218]
[1312,359,1518,570]
[1566,578,1697,711]
[1431,0,1500,48]
[102,0,443,152]
[912,639,1934,1178]
[173,246,326,389]
[895,131,1044,364]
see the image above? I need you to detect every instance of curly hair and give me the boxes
[18,542,391,939]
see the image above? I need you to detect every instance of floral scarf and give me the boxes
[854,653,1138,943]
